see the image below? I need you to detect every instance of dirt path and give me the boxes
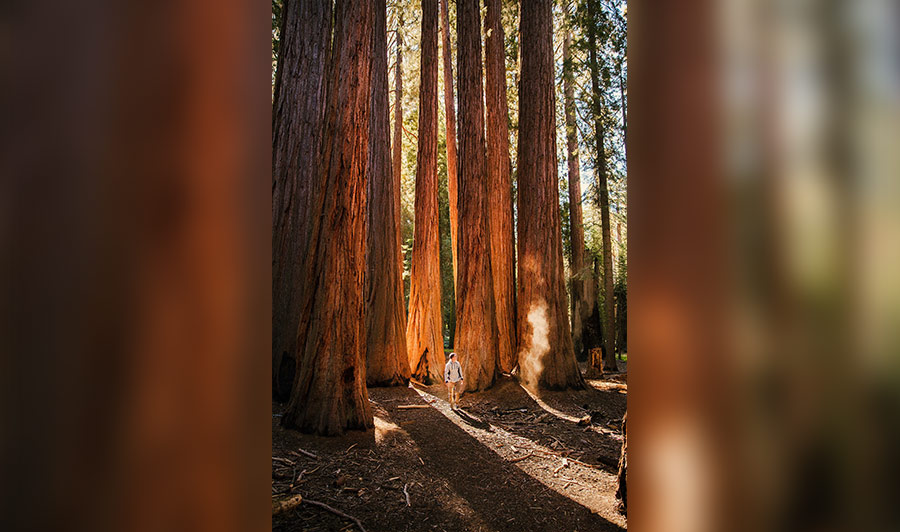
[273,373,626,531]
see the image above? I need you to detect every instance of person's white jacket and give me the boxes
[444,359,463,383]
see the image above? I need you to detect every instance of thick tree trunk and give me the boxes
[587,5,617,373]
[516,0,584,391]
[271,0,332,401]
[484,0,517,374]
[282,0,374,436]
[367,0,410,387]
[455,0,498,392]
[439,0,459,288]
[406,0,445,384]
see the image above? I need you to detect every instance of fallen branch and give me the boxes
[346,443,358,453]
[293,448,318,460]
[397,405,430,409]
[508,451,534,463]
[304,498,367,532]
[272,457,295,466]
[403,483,411,507]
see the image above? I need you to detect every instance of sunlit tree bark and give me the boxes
[485,0,517,373]
[283,0,374,435]
[406,0,446,383]
[516,0,584,390]
[367,0,410,387]
[455,0,498,392]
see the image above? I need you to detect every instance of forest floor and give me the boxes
[272,363,627,532]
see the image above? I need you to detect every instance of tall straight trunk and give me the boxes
[393,14,404,274]
[587,2,617,372]
[367,0,410,387]
[283,0,374,435]
[406,0,445,384]
[455,0,498,392]
[439,0,459,288]
[516,0,583,391]
[562,17,595,361]
[271,0,333,401]
[484,0,517,374]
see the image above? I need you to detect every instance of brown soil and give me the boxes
[272,368,627,532]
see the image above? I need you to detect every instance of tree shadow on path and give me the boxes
[383,387,625,532]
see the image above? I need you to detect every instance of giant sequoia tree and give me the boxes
[283,0,374,435]
[439,0,459,287]
[271,0,332,401]
[516,0,584,390]
[587,0,617,372]
[484,0,517,374]
[455,0,498,392]
[406,0,445,383]
[366,0,410,387]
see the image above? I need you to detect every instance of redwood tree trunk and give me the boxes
[587,3,617,373]
[406,0,445,384]
[439,0,459,288]
[455,0,498,392]
[271,0,332,401]
[283,0,374,435]
[393,15,405,287]
[484,0,517,374]
[366,0,410,387]
[563,20,593,361]
[516,0,584,391]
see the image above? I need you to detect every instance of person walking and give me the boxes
[444,353,464,409]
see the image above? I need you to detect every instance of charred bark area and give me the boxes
[616,413,627,514]
[485,0,517,374]
[283,0,374,435]
[406,0,446,384]
[516,0,584,391]
[455,0,499,392]
[439,0,459,288]
[366,0,411,387]
[587,4,617,373]
[272,0,333,401]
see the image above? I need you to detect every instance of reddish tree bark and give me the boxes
[406,0,445,384]
[484,0,517,373]
[516,0,584,391]
[455,0,498,392]
[271,0,332,401]
[282,0,374,435]
[587,3,617,372]
[366,0,410,387]
[439,0,459,287]
[393,13,403,246]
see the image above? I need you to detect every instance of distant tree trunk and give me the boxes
[406,0,445,384]
[272,0,333,402]
[393,14,404,263]
[563,17,600,362]
[439,0,459,288]
[484,0,517,374]
[584,254,604,368]
[455,0,498,392]
[516,0,584,391]
[366,0,410,387]
[587,2,617,373]
[282,0,374,435]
